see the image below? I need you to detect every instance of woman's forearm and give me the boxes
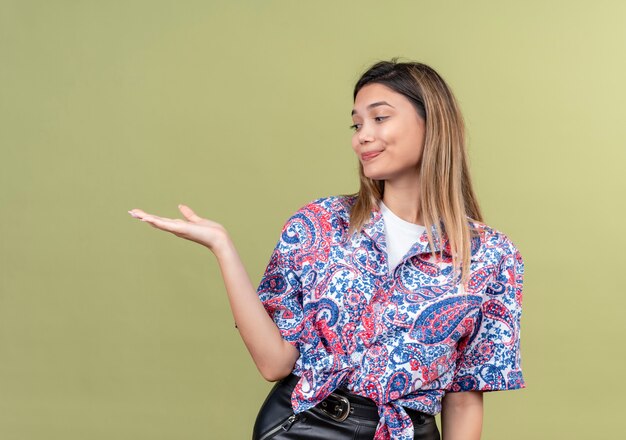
[440,391,483,440]
[127,206,299,381]
[214,237,299,381]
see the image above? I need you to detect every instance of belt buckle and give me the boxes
[320,392,351,422]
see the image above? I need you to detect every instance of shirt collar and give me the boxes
[358,202,484,263]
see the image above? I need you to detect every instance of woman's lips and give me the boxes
[361,151,382,161]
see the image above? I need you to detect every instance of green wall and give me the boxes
[1,1,624,438]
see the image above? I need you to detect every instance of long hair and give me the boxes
[346,58,483,289]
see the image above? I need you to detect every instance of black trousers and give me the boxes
[252,374,441,440]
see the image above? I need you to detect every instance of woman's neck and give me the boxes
[381,177,423,226]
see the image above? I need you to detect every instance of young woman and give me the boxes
[128,59,525,440]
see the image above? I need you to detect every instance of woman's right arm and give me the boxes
[128,204,299,382]
[213,237,299,381]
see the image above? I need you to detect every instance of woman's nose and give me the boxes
[357,125,374,144]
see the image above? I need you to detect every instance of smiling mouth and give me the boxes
[361,151,382,161]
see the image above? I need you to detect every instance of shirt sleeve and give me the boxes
[449,236,525,392]
[256,210,308,348]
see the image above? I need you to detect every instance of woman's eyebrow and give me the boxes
[351,101,395,116]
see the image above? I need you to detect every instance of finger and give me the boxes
[140,215,186,234]
[128,209,149,219]
[129,209,177,223]
[128,209,165,220]
[178,204,203,222]
[141,213,177,223]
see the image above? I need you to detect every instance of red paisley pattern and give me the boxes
[257,195,525,440]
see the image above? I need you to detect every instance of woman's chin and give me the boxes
[363,171,387,181]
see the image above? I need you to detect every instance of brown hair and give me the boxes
[346,58,483,289]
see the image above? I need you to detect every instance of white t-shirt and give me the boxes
[379,200,426,274]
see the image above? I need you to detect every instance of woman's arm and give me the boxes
[440,391,483,440]
[128,205,299,382]
[214,237,300,381]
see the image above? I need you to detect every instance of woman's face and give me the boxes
[350,83,426,184]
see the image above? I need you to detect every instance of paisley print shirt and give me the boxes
[256,195,525,440]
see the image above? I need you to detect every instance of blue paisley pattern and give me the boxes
[257,195,525,440]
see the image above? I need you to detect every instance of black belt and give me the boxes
[284,374,431,425]
[317,387,380,422]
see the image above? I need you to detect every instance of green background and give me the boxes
[1,1,624,438]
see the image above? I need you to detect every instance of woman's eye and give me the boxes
[349,117,385,131]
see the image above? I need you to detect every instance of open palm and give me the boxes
[128,204,228,252]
